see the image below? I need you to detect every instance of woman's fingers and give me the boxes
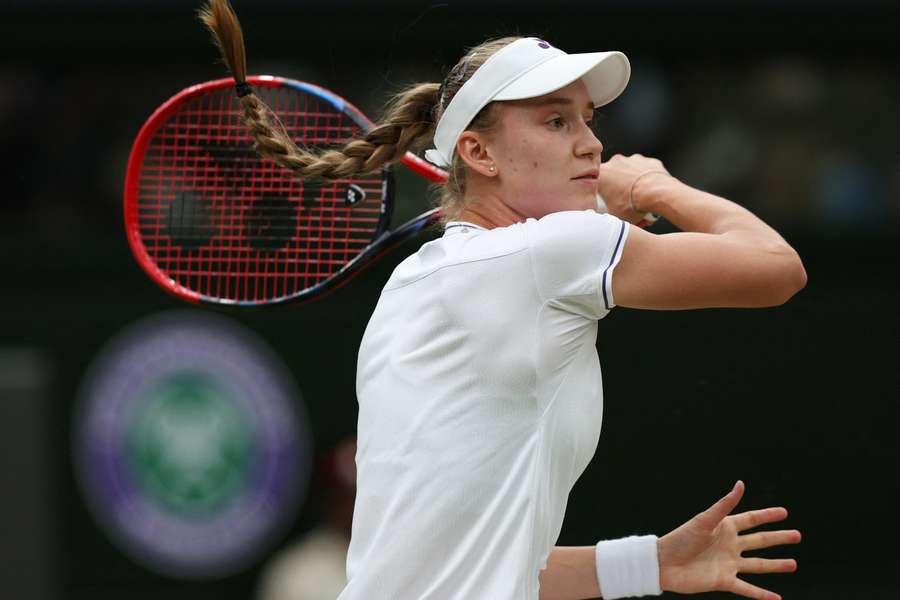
[731,507,789,532]
[728,578,782,600]
[739,557,798,574]
[739,529,802,551]
[696,480,745,530]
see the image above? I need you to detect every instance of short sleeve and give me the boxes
[524,210,629,319]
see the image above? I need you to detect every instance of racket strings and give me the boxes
[135,84,386,303]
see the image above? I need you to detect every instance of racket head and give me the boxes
[124,76,397,306]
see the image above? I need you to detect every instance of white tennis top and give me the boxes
[339,209,629,600]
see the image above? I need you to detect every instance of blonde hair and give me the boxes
[198,0,519,222]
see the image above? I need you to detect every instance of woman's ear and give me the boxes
[456,131,497,177]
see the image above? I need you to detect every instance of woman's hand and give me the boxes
[596,153,672,223]
[657,481,801,600]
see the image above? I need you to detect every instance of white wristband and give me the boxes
[595,535,662,599]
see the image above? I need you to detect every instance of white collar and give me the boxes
[442,221,488,236]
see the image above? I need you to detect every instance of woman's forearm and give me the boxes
[634,173,791,243]
[538,546,601,600]
[631,174,807,302]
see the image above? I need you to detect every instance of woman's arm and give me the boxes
[597,155,807,310]
[539,546,600,600]
[539,482,800,600]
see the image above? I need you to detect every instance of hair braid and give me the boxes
[199,1,524,221]
[198,0,438,180]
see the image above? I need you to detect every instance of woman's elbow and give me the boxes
[770,250,807,305]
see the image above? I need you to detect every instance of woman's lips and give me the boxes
[572,173,599,187]
[572,169,600,182]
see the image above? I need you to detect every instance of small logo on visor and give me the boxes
[537,40,551,49]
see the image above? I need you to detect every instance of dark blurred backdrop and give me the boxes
[0,1,897,599]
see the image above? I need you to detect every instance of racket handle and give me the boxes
[596,192,658,229]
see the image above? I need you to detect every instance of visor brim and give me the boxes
[492,51,630,108]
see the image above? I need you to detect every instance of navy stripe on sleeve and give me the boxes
[601,220,627,311]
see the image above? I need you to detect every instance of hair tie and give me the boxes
[235,81,253,98]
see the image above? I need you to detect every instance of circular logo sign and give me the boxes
[73,311,311,579]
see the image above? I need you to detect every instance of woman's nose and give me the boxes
[578,125,603,159]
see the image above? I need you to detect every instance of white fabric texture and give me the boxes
[595,535,662,599]
[338,210,630,600]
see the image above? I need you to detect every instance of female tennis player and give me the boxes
[200,3,806,597]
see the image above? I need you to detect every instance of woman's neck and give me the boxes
[456,195,527,230]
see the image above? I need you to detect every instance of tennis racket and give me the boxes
[124,75,658,307]
[124,75,449,307]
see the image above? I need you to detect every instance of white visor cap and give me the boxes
[424,37,630,167]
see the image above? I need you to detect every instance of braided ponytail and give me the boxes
[198,0,438,179]
[199,0,522,221]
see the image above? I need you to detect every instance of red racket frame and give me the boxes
[124,76,447,305]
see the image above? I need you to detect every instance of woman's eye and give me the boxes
[549,117,565,129]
